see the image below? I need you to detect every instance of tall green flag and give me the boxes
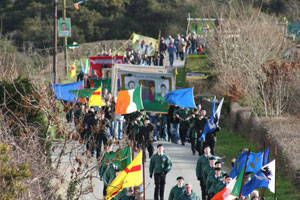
[106,147,131,170]
[231,166,245,197]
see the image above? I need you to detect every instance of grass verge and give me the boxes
[216,127,300,199]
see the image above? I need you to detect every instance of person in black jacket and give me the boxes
[81,107,97,155]
[194,110,207,156]
[138,117,154,158]
[204,116,221,155]
[95,111,111,158]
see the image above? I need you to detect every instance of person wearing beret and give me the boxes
[168,176,185,200]
[195,145,212,200]
[206,167,223,200]
[150,144,172,200]
[177,183,200,200]
[207,161,225,181]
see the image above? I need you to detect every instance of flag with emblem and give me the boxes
[105,147,131,171]
[241,159,276,196]
[106,151,143,200]
[229,148,269,178]
[88,85,105,107]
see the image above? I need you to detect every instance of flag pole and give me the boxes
[261,136,272,200]
[274,144,277,200]
[142,138,146,200]
[239,149,251,199]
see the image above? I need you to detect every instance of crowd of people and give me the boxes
[123,33,206,67]
[65,89,261,200]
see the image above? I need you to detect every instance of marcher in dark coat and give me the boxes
[138,117,154,158]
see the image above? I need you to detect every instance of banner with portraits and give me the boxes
[132,33,158,56]
[119,69,175,113]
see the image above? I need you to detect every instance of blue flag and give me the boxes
[54,81,84,102]
[80,59,85,73]
[229,148,270,178]
[242,159,276,196]
[199,97,216,141]
[165,88,196,108]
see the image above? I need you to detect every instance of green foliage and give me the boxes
[216,128,300,199]
[0,143,31,200]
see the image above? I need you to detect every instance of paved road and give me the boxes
[52,58,196,200]
[52,139,203,200]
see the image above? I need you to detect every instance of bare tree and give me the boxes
[207,3,295,117]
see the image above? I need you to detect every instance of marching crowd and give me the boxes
[123,33,205,67]
[66,89,260,200]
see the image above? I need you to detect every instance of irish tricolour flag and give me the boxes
[115,86,143,114]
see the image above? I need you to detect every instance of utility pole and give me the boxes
[63,0,68,74]
[53,0,58,85]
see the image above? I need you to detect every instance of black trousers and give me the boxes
[179,128,188,145]
[154,173,166,200]
[191,138,197,154]
[96,134,108,158]
[146,141,154,159]
[200,177,207,200]
[204,138,216,155]
[196,140,204,156]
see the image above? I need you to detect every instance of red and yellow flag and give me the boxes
[70,62,76,77]
[106,151,143,200]
[88,86,105,107]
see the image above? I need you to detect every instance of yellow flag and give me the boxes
[88,86,105,107]
[106,151,143,200]
[70,62,76,77]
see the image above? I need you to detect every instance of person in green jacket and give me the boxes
[174,107,191,145]
[202,156,216,185]
[206,167,223,200]
[177,183,200,200]
[103,164,118,197]
[195,145,211,200]
[168,176,185,200]
[206,161,226,182]
[214,173,231,195]
[150,144,172,200]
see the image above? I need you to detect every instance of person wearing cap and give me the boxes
[168,176,185,200]
[131,114,143,148]
[150,144,172,200]
[206,161,225,181]
[195,145,211,200]
[138,117,155,158]
[206,167,223,200]
[177,183,200,200]
[202,156,217,185]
